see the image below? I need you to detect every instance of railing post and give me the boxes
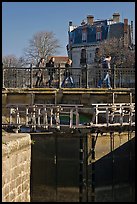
[86,66,89,88]
[106,107,109,126]
[130,92,132,104]
[70,108,73,128]
[119,104,123,126]
[26,106,29,126]
[43,106,48,130]
[76,106,79,128]
[10,108,13,124]
[30,65,33,88]
[50,107,53,127]
[56,106,60,130]
[113,65,116,89]
[95,105,98,124]
[58,66,61,89]
[32,105,36,131]
[37,106,41,127]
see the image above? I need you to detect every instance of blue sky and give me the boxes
[2,2,135,58]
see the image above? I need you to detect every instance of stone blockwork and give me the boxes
[2,133,31,202]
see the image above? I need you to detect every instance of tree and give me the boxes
[23,31,61,64]
[2,55,20,67]
[98,37,135,68]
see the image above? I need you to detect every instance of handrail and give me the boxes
[2,66,135,89]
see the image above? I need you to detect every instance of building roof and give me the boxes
[47,56,68,63]
[109,23,124,39]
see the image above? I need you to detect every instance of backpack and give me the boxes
[102,60,109,69]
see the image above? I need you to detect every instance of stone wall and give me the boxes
[2,132,31,202]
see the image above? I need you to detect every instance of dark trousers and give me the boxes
[47,74,54,87]
[36,76,43,87]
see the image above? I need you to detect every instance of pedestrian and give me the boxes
[97,55,112,89]
[46,57,55,87]
[35,57,45,87]
[61,58,74,87]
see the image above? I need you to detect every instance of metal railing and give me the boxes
[2,103,135,132]
[2,65,135,89]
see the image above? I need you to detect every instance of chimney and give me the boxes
[87,15,94,25]
[124,19,129,47]
[69,21,72,26]
[124,18,128,33]
[113,13,120,23]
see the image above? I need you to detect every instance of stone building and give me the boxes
[67,13,133,67]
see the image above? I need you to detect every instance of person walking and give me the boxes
[46,57,55,87]
[35,57,45,87]
[61,58,74,87]
[97,55,112,89]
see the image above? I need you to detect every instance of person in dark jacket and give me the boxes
[46,57,55,87]
[35,57,45,87]
[97,55,112,89]
[61,58,74,87]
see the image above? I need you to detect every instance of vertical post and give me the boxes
[130,92,132,104]
[86,65,89,88]
[129,104,134,126]
[106,107,109,126]
[112,92,115,104]
[10,108,13,124]
[43,107,48,130]
[70,108,73,128]
[58,66,61,89]
[50,107,53,127]
[56,106,60,130]
[26,106,29,126]
[30,65,33,88]
[16,106,20,124]
[95,105,98,124]
[37,107,41,127]
[76,106,79,128]
[119,104,123,126]
[113,65,116,89]
[32,105,36,131]
[16,106,20,133]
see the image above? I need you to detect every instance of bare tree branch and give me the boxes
[23,31,61,64]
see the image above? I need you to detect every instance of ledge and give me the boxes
[2,133,31,157]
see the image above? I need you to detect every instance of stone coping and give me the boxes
[2,133,31,157]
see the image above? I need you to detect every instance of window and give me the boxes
[96,32,101,41]
[82,28,87,42]
[80,49,86,65]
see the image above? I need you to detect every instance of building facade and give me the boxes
[67,13,133,67]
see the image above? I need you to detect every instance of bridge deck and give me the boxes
[2,87,135,94]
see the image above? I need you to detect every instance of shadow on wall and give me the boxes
[92,137,135,202]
